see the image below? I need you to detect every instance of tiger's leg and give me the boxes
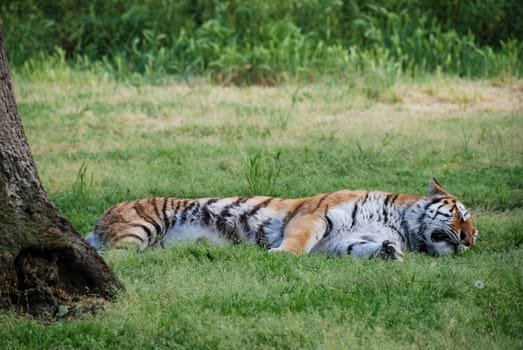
[334,239,404,261]
[269,215,328,255]
[100,224,152,251]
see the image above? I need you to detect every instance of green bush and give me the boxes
[2,0,522,82]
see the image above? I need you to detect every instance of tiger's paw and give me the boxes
[268,247,283,253]
[268,246,301,256]
[378,240,404,262]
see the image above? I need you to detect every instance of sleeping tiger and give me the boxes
[85,178,477,260]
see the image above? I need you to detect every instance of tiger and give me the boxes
[85,178,478,260]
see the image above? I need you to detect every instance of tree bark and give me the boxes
[0,19,123,316]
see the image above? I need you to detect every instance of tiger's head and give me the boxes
[415,178,478,256]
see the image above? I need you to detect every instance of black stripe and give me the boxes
[351,201,359,227]
[283,199,306,229]
[134,202,162,246]
[418,211,426,227]
[216,215,241,244]
[255,219,270,248]
[180,200,195,223]
[347,241,366,254]
[214,197,249,237]
[161,198,170,236]
[187,202,200,223]
[228,226,242,245]
[225,196,250,214]
[151,198,161,221]
[238,213,251,235]
[435,211,453,218]
[170,200,184,229]
[200,199,218,226]
[433,203,446,213]
[170,197,179,211]
[388,224,406,243]
[134,202,162,241]
[311,193,330,213]
[350,192,368,227]
[220,196,254,217]
[385,193,399,206]
[382,204,389,223]
[127,223,153,244]
[248,197,273,214]
[324,215,333,238]
[420,198,444,225]
[237,197,274,236]
[199,198,219,226]
[215,216,226,236]
[240,197,274,219]
[116,233,146,244]
[204,198,220,209]
[424,197,444,211]
[152,198,166,241]
[215,196,254,234]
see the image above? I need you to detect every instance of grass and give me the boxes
[0,68,522,349]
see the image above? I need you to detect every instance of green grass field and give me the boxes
[0,69,522,349]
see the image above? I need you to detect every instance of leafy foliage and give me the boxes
[3,0,522,83]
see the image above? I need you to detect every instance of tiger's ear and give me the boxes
[429,178,450,196]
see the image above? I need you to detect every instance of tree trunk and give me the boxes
[0,19,123,316]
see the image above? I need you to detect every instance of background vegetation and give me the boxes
[0,1,522,348]
[3,0,523,83]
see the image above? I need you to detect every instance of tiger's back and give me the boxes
[87,179,478,259]
[91,193,348,250]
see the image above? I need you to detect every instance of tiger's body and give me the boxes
[85,179,477,259]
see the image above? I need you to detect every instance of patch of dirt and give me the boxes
[398,81,523,114]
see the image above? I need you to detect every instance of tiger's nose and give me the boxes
[460,231,474,246]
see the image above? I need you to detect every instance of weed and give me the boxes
[271,109,291,131]
[244,150,283,196]
[71,161,93,202]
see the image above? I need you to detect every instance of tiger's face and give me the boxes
[416,178,478,256]
[421,196,478,256]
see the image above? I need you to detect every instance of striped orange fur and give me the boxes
[85,178,477,260]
